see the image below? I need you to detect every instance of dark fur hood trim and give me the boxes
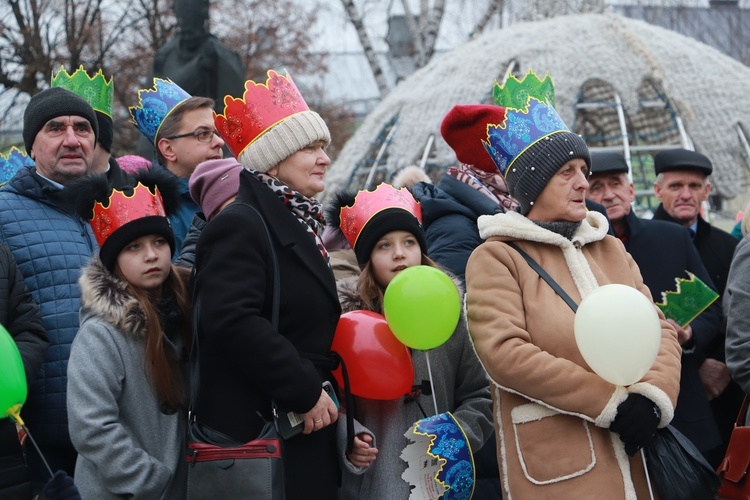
[78,258,147,339]
[63,167,182,221]
[324,189,358,241]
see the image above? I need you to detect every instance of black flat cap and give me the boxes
[654,148,712,176]
[590,152,629,175]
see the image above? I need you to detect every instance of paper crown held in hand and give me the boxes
[655,272,719,328]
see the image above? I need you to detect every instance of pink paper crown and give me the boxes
[339,184,423,249]
[215,70,310,159]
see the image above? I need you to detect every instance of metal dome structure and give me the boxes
[325,13,750,212]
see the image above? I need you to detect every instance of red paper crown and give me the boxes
[215,70,310,159]
[91,183,166,248]
[339,184,422,248]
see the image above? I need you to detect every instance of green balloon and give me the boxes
[0,323,27,420]
[383,266,461,350]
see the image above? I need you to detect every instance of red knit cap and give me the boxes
[440,104,506,173]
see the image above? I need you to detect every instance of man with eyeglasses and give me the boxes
[131,84,225,251]
[0,86,100,492]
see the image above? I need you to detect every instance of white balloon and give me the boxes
[574,284,662,386]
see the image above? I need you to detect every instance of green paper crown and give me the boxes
[51,65,113,117]
[655,272,719,328]
[493,69,555,112]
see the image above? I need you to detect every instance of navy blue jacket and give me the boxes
[0,167,96,447]
[169,173,200,254]
[412,175,503,285]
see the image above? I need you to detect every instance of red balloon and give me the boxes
[332,310,414,400]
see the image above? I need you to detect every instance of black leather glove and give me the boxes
[38,470,81,500]
[609,393,661,456]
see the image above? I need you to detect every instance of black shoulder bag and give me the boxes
[506,240,720,500]
[186,204,285,500]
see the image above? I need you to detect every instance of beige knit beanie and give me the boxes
[238,111,330,173]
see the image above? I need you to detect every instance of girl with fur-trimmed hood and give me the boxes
[462,87,680,497]
[328,183,493,499]
[64,168,191,499]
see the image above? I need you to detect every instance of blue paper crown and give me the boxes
[483,70,570,177]
[415,412,475,500]
[128,78,191,145]
[0,147,34,185]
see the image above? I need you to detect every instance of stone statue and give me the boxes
[138,0,245,158]
[153,0,245,103]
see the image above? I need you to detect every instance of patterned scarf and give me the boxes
[446,163,519,213]
[251,170,330,268]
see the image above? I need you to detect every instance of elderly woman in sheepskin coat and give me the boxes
[462,96,680,499]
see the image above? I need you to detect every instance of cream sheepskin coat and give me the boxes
[465,211,681,500]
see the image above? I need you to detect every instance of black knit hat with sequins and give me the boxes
[505,131,590,216]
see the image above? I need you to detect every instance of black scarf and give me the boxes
[532,220,582,240]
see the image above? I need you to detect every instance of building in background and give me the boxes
[324,12,750,218]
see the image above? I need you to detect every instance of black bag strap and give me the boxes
[506,241,578,313]
[189,204,279,419]
[188,287,200,418]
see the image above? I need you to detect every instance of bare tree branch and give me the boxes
[419,0,445,66]
[400,0,422,60]
[340,0,389,97]
[470,0,503,39]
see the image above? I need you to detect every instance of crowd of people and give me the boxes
[0,63,747,500]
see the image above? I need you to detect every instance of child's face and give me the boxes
[115,234,172,290]
[370,230,422,288]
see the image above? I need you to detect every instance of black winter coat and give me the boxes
[192,171,341,499]
[173,211,206,269]
[653,204,738,297]
[652,203,743,462]
[0,243,47,499]
[620,210,723,453]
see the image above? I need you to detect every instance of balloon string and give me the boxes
[425,350,438,415]
[14,418,54,479]
[641,448,654,500]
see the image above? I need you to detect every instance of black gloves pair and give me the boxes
[609,393,661,456]
[38,470,81,500]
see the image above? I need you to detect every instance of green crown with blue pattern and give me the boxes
[483,70,569,177]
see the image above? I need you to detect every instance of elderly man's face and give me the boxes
[587,172,634,223]
[30,115,95,185]
[654,170,710,226]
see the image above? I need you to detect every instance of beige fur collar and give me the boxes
[78,258,147,339]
